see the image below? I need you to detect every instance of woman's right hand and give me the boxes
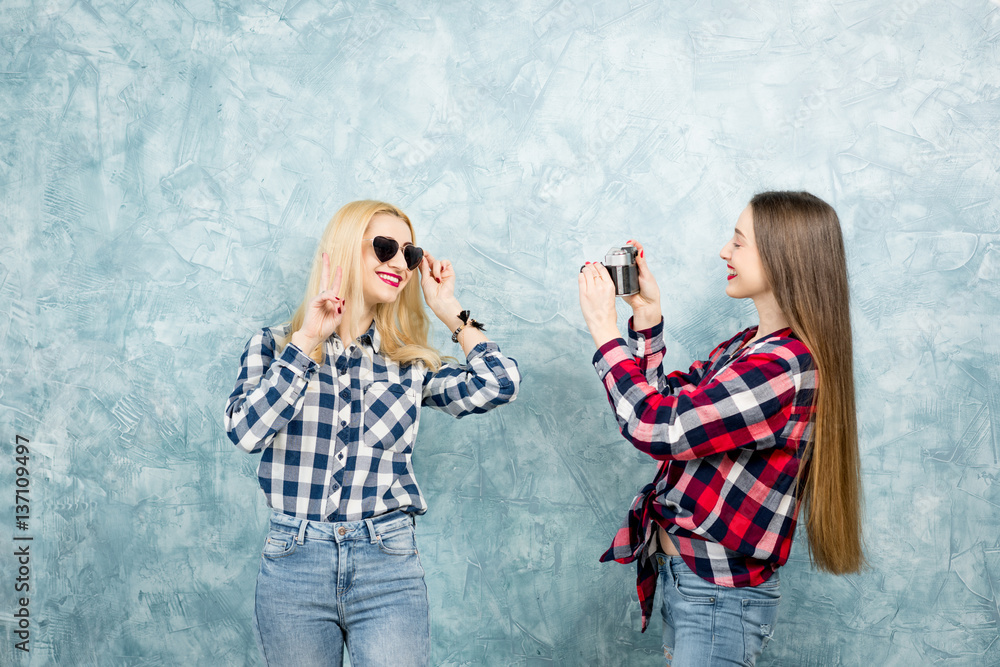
[622,240,662,329]
[291,253,344,353]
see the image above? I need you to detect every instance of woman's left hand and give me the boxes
[578,261,620,347]
[420,251,461,323]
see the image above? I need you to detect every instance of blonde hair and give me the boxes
[280,200,442,370]
[751,191,864,575]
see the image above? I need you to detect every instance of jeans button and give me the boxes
[338,527,346,536]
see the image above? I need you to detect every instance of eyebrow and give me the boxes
[734,228,747,240]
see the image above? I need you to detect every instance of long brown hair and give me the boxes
[751,191,864,574]
[280,200,442,370]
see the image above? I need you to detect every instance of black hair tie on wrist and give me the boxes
[452,310,485,343]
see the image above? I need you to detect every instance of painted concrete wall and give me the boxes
[2,0,999,664]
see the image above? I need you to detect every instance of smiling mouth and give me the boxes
[727,265,736,281]
[377,272,401,287]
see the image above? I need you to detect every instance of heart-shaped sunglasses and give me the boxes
[363,236,424,271]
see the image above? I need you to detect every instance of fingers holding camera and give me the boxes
[578,262,620,348]
[623,240,662,329]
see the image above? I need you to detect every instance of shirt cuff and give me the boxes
[592,337,632,381]
[278,342,319,377]
[465,340,500,361]
[628,316,665,353]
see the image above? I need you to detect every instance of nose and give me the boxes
[719,241,731,261]
[385,247,408,271]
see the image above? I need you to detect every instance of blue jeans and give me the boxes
[253,511,430,666]
[656,555,780,667]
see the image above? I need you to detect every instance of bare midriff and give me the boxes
[657,524,680,556]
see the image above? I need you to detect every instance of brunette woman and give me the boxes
[578,191,863,665]
[225,200,520,666]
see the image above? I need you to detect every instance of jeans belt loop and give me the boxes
[296,518,308,545]
[364,518,377,544]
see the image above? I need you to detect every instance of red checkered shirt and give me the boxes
[595,318,815,631]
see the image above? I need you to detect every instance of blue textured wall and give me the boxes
[2,1,999,664]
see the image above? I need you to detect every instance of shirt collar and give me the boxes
[737,326,795,351]
[328,321,381,354]
[357,321,381,352]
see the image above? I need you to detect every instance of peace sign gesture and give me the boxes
[291,252,344,354]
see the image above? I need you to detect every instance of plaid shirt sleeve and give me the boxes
[593,336,803,461]
[421,341,520,417]
[224,328,318,453]
[627,317,713,394]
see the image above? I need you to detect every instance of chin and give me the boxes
[383,286,406,303]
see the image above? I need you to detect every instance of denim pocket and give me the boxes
[754,576,781,591]
[741,597,780,666]
[363,382,418,452]
[261,532,297,559]
[672,568,717,604]
[376,521,418,556]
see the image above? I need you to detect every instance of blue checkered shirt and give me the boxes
[225,323,520,521]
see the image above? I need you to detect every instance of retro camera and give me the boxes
[581,246,640,296]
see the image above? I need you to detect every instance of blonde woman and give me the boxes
[579,191,863,665]
[225,201,520,666]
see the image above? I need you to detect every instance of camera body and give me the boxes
[581,246,639,296]
[603,245,640,296]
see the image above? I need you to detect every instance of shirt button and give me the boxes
[337,527,347,536]
[341,420,347,427]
